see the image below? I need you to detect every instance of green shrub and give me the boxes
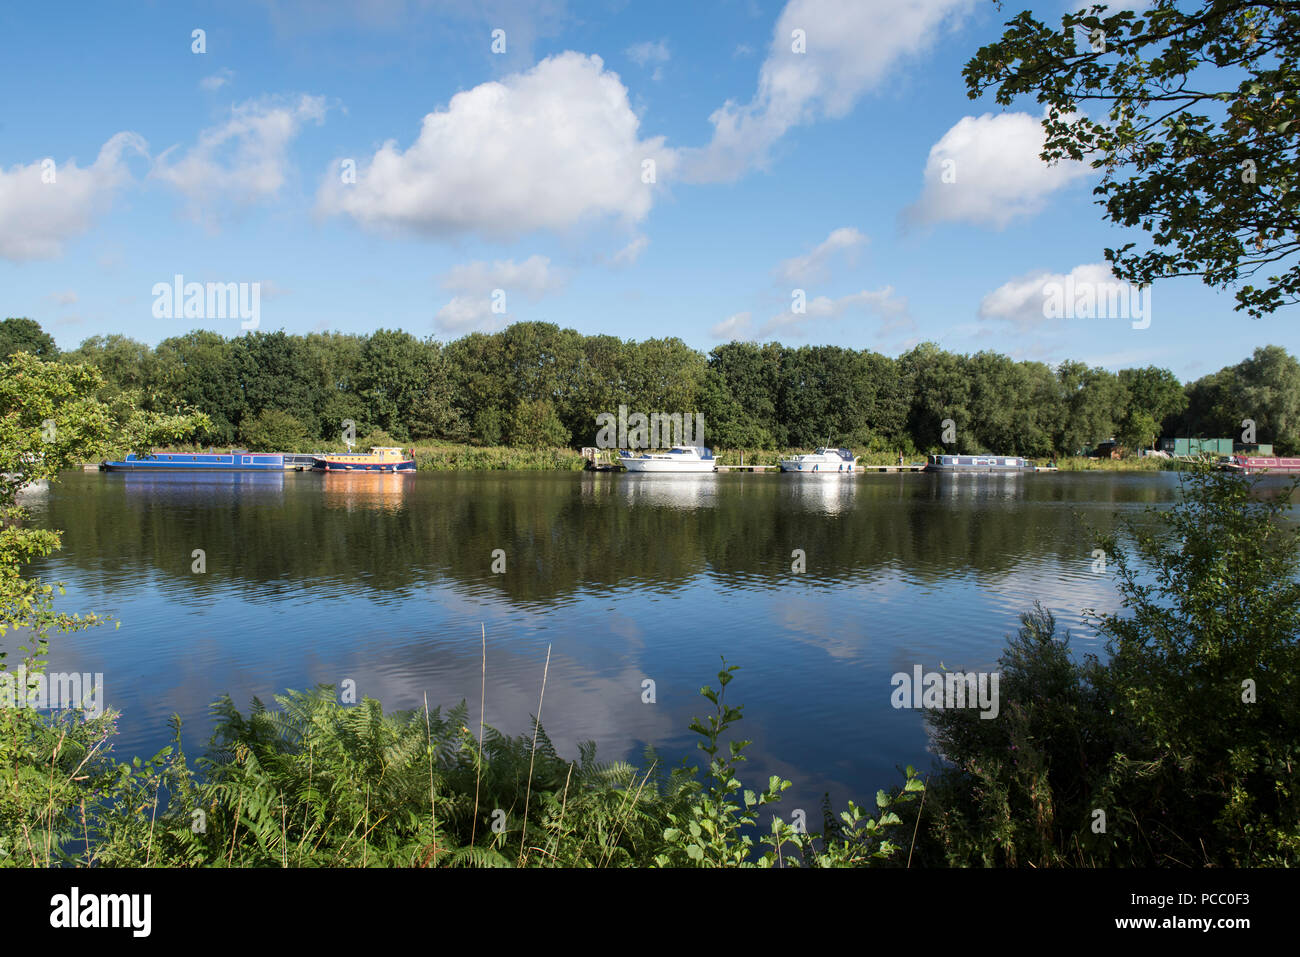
[918,466,1300,867]
[238,409,309,451]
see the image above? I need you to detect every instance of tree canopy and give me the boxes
[3,317,1291,455]
[965,0,1300,316]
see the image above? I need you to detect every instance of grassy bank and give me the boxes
[412,444,586,471]
[1050,455,1178,471]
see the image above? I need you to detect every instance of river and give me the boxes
[24,469,1191,814]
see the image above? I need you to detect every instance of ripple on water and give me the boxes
[27,470,1178,810]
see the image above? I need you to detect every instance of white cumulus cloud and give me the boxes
[980,262,1139,325]
[681,0,974,182]
[200,68,235,91]
[710,312,754,340]
[0,132,146,261]
[774,226,866,283]
[318,52,673,239]
[908,112,1092,228]
[152,94,327,223]
[610,235,649,266]
[760,287,908,338]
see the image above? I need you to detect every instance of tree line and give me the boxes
[2,316,1296,455]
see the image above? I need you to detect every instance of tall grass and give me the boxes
[0,663,920,868]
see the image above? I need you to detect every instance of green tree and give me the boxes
[1,354,208,768]
[564,333,633,447]
[0,317,57,359]
[1117,409,1161,453]
[354,329,438,440]
[1234,344,1300,453]
[965,1,1300,317]
[1119,365,1188,445]
[231,331,319,436]
[507,398,568,448]
[302,331,367,441]
[152,330,243,444]
[60,334,155,395]
[625,337,707,420]
[446,332,510,445]
[239,409,310,451]
[1178,345,1300,451]
[1056,361,1124,454]
[702,343,781,448]
[902,343,973,451]
[408,348,462,442]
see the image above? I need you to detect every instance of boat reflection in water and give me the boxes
[783,472,857,514]
[319,471,410,511]
[110,470,286,503]
[615,472,719,510]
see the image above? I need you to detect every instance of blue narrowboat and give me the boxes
[924,454,1034,473]
[101,451,287,472]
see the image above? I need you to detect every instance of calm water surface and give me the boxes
[25,469,1195,812]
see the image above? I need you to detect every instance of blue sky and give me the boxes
[0,0,1289,381]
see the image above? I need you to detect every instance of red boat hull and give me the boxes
[1222,456,1300,474]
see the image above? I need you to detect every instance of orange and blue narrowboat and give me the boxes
[311,447,416,473]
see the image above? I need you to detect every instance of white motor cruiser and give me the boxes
[617,446,717,473]
[778,447,859,474]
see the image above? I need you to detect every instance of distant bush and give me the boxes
[239,410,309,451]
[508,399,568,449]
[412,444,585,471]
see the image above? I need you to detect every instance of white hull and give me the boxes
[620,458,716,473]
[778,448,859,474]
[778,461,856,474]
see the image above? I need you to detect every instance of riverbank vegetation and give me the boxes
[3,317,1295,460]
[155,437,589,471]
[2,352,1297,867]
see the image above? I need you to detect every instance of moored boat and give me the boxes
[101,450,286,472]
[312,446,416,473]
[923,454,1034,473]
[778,447,859,474]
[617,446,716,473]
[1219,455,1300,475]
